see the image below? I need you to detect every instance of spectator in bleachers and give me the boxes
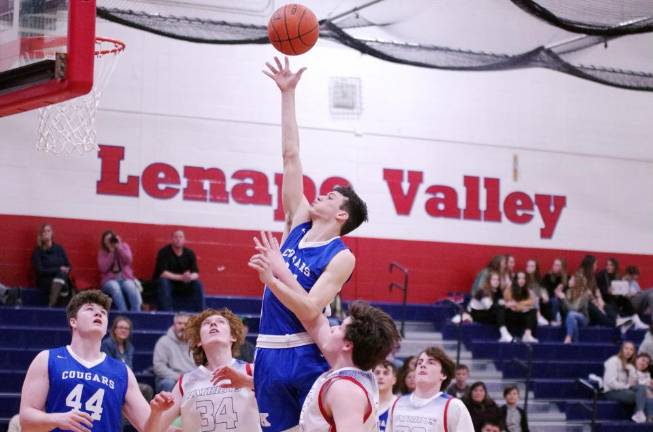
[472,255,507,297]
[603,341,652,423]
[480,422,501,432]
[463,381,504,432]
[153,230,205,312]
[469,271,512,343]
[639,325,653,364]
[395,355,416,394]
[506,254,516,280]
[504,271,538,343]
[32,223,72,307]
[152,312,195,392]
[597,258,648,330]
[235,317,255,363]
[541,258,568,315]
[101,315,154,401]
[597,257,620,303]
[374,360,399,432]
[525,258,552,327]
[561,272,591,344]
[582,255,617,327]
[98,230,142,312]
[635,353,653,404]
[501,384,529,432]
[447,363,471,398]
[628,266,653,324]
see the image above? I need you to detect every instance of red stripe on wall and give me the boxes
[3,214,653,304]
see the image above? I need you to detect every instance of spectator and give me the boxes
[32,224,72,307]
[561,272,591,344]
[480,422,501,432]
[236,317,255,363]
[629,266,653,323]
[463,381,504,432]
[603,341,652,423]
[639,325,653,362]
[501,384,529,432]
[541,258,568,322]
[504,271,538,343]
[472,255,507,297]
[98,230,141,312]
[469,271,512,343]
[596,257,620,304]
[395,356,416,395]
[152,312,195,392]
[374,360,399,432]
[101,315,154,401]
[635,353,653,402]
[526,259,559,327]
[153,230,205,312]
[447,364,471,398]
[582,255,617,327]
[506,254,516,280]
[597,258,647,330]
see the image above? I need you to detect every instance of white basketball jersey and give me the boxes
[299,367,380,432]
[388,392,454,432]
[179,360,261,432]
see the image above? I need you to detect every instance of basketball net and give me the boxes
[36,37,125,155]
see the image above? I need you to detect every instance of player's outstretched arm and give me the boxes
[141,381,181,432]
[20,351,94,432]
[323,379,370,432]
[263,56,310,239]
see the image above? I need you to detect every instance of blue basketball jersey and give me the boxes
[259,222,348,335]
[46,346,128,432]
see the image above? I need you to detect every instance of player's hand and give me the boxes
[248,253,275,285]
[54,410,94,432]
[150,391,175,413]
[253,231,287,278]
[212,366,254,390]
[263,56,307,92]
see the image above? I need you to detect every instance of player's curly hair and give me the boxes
[344,301,401,370]
[66,290,112,322]
[418,346,456,390]
[185,308,245,366]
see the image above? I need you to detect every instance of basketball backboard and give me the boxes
[0,0,96,116]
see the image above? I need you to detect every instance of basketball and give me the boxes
[267,4,319,56]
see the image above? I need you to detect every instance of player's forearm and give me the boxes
[281,90,299,160]
[268,277,320,322]
[20,408,60,432]
[143,411,166,432]
[303,314,339,366]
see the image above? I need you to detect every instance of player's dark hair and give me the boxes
[185,308,245,365]
[503,384,519,397]
[419,346,456,390]
[334,185,368,236]
[455,363,469,372]
[66,290,112,322]
[345,301,400,371]
[375,359,398,377]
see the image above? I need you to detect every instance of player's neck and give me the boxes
[379,389,395,404]
[414,383,442,399]
[69,334,103,361]
[205,346,233,370]
[331,355,354,371]
[305,219,340,242]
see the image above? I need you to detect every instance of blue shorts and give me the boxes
[254,344,328,431]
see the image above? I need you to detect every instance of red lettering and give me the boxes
[503,192,534,224]
[463,176,481,220]
[96,145,139,196]
[535,195,567,239]
[425,186,461,218]
[383,169,423,215]
[183,166,228,202]
[483,178,501,222]
[273,173,317,221]
[142,163,180,199]
[231,170,272,205]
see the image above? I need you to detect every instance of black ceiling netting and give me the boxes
[95,1,653,92]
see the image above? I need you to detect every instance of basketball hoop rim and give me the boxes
[94,37,126,56]
[16,36,126,57]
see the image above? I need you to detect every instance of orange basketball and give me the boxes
[267,4,319,56]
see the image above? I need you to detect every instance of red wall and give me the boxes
[3,214,653,303]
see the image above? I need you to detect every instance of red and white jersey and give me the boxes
[299,367,379,432]
[179,360,262,432]
[387,392,474,432]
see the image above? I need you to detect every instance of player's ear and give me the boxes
[335,209,349,223]
[440,372,448,382]
[343,340,354,352]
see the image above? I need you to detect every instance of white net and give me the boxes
[36,37,125,155]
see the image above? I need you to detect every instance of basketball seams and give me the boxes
[269,25,318,44]
[267,4,318,55]
[282,4,298,55]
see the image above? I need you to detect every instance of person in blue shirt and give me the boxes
[251,56,369,432]
[19,290,158,432]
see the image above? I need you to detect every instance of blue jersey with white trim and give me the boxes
[259,222,348,336]
[46,346,128,432]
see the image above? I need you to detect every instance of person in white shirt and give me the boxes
[387,347,474,432]
[603,341,652,423]
[374,360,399,432]
[146,308,262,432]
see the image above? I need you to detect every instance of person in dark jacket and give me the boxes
[501,385,529,432]
[463,381,504,432]
[31,224,71,307]
[101,316,154,401]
